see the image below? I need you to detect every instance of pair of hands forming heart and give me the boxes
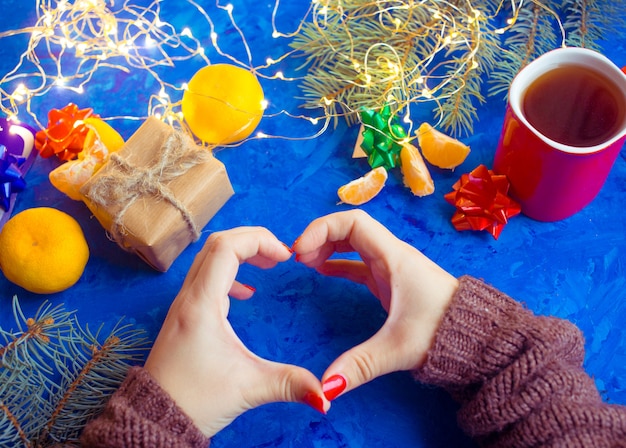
[144,210,459,438]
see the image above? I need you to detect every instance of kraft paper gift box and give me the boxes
[80,116,234,271]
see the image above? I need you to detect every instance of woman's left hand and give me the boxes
[144,227,329,438]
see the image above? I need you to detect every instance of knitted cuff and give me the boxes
[81,366,210,447]
[413,275,534,389]
[117,367,210,444]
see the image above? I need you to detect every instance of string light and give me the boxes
[290,0,574,136]
[0,0,329,145]
[0,0,578,145]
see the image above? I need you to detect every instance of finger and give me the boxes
[206,229,292,269]
[316,259,372,285]
[321,325,410,400]
[184,227,260,284]
[229,280,256,300]
[293,210,397,267]
[188,227,290,280]
[315,259,382,300]
[181,227,292,305]
[244,360,331,415]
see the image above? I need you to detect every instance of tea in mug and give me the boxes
[522,65,625,147]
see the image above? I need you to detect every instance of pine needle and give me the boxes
[290,0,621,137]
[0,296,150,447]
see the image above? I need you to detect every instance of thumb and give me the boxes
[247,360,331,415]
[321,326,403,401]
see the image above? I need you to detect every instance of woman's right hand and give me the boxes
[292,210,459,400]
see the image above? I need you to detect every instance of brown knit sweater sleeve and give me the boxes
[414,275,626,447]
[80,366,210,447]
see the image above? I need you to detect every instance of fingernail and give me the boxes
[282,243,294,254]
[243,284,256,293]
[291,236,302,252]
[322,375,347,401]
[303,391,326,414]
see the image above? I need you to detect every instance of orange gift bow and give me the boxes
[444,164,521,240]
[35,104,97,161]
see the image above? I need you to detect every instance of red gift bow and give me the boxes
[444,164,521,240]
[35,104,97,161]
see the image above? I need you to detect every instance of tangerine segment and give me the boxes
[400,143,435,197]
[82,117,125,154]
[417,122,470,169]
[0,207,89,294]
[50,118,125,200]
[49,156,100,200]
[182,64,264,145]
[338,166,388,205]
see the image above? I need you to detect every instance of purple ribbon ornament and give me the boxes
[1,144,27,211]
[0,118,37,225]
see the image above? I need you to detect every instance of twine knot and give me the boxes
[82,130,212,247]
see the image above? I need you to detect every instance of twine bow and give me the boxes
[82,130,212,246]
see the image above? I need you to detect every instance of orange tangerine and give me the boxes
[400,142,435,197]
[338,166,388,205]
[182,64,264,145]
[0,207,89,294]
[417,122,470,169]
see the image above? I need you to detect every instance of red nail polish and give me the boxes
[243,284,256,292]
[295,253,301,263]
[322,375,346,401]
[282,243,294,254]
[303,391,326,414]
[291,236,302,252]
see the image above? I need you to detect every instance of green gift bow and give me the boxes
[360,105,407,170]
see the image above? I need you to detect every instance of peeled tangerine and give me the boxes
[417,122,470,169]
[400,143,435,197]
[338,166,388,205]
[49,117,124,200]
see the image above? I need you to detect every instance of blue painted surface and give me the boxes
[1,2,626,447]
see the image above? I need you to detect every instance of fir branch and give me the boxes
[0,379,31,448]
[292,1,447,127]
[1,301,73,372]
[562,0,625,49]
[434,12,501,135]
[0,301,74,446]
[0,296,150,447]
[436,63,484,136]
[290,0,623,136]
[562,0,600,49]
[488,2,560,98]
[40,321,149,445]
[290,0,515,135]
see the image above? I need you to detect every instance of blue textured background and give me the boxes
[1,1,625,447]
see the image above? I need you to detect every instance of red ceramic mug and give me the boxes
[493,47,626,222]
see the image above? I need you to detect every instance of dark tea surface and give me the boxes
[522,65,625,147]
